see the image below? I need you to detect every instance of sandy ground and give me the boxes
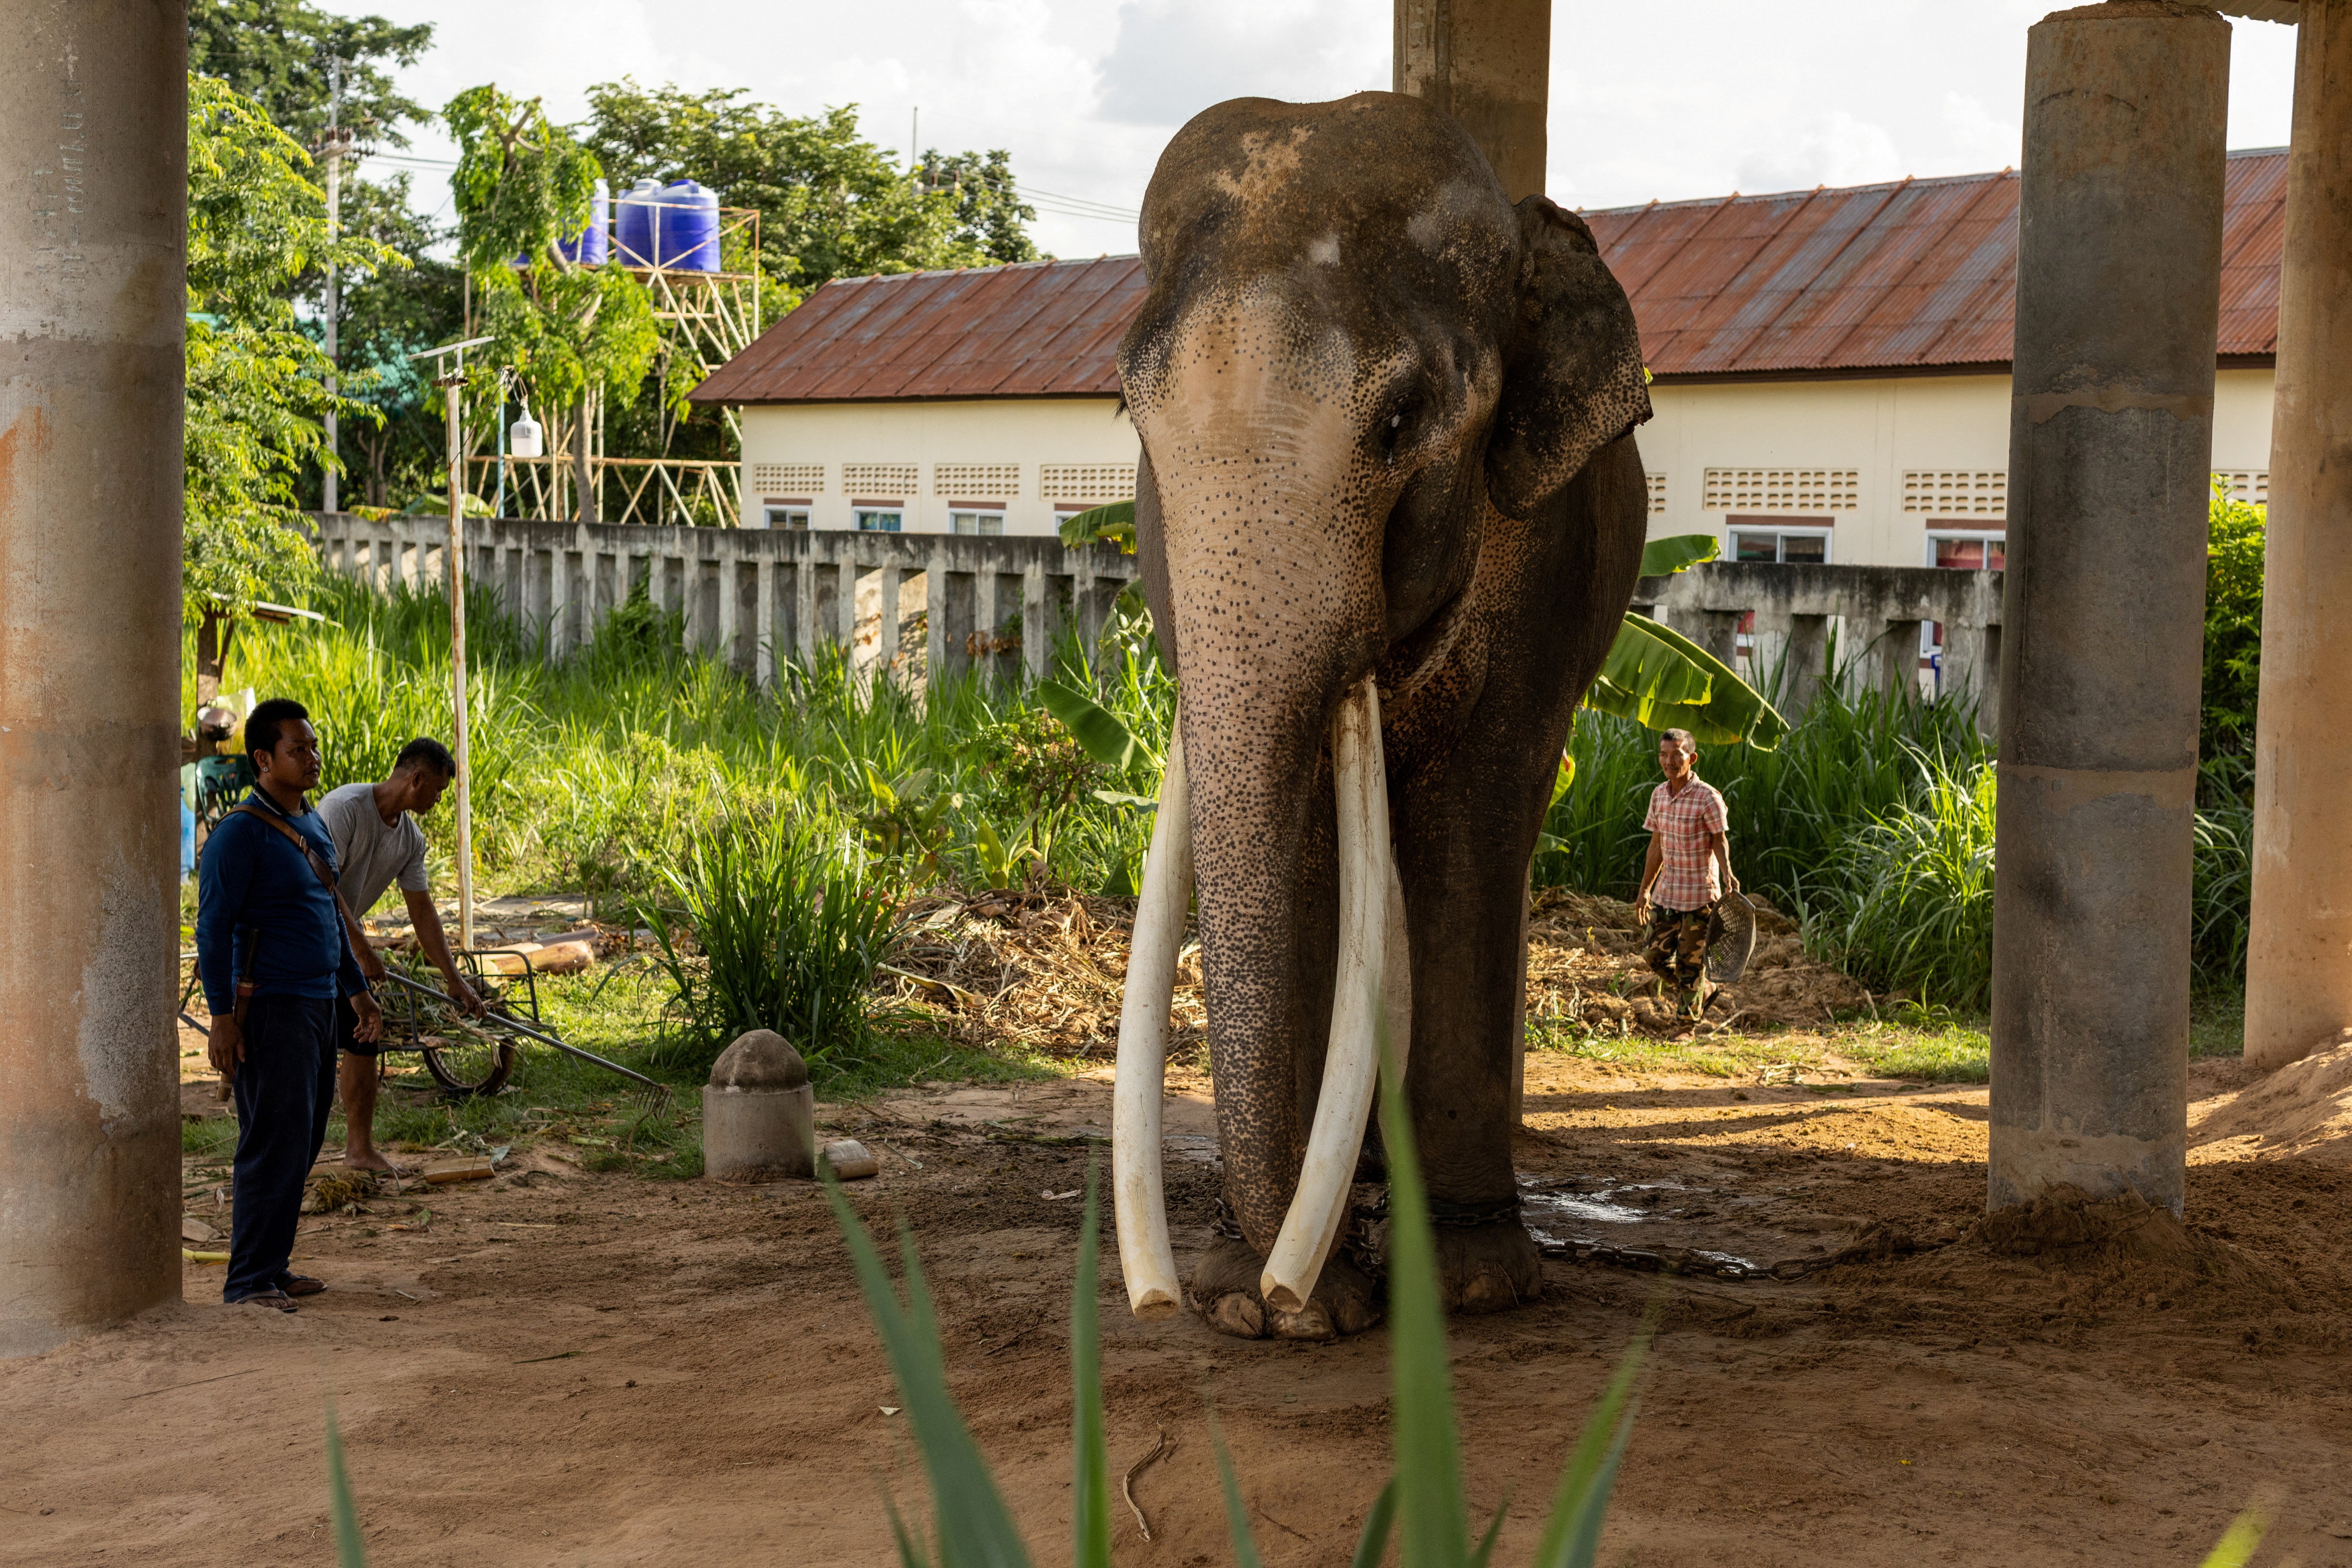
[15,1045,2352,1566]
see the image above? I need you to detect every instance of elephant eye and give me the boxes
[1379,403,1418,457]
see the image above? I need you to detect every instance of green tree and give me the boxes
[921,147,1040,265]
[2203,480,2267,779]
[448,84,659,520]
[332,172,465,509]
[185,72,400,699]
[187,0,433,150]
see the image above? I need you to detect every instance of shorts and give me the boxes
[1643,902,1716,989]
[335,990,388,1057]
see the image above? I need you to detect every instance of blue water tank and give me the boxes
[555,178,610,265]
[614,178,664,268]
[655,180,721,271]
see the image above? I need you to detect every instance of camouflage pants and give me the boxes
[1644,903,1716,991]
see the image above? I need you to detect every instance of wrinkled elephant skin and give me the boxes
[1116,92,1651,1339]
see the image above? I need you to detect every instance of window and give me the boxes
[2214,470,2270,506]
[751,462,824,494]
[1929,532,2006,571]
[762,506,811,530]
[854,509,903,533]
[950,510,1004,536]
[1703,469,1860,512]
[1729,516,1831,564]
[935,463,1020,499]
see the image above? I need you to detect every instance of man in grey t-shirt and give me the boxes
[319,737,484,1172]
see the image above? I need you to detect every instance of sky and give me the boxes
[353,0,2303,258]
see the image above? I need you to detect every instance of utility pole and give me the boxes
[322,59,347,513]
[407,335,494,955]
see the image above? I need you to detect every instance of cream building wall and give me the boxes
[738,397,1140,536]
[1639,368,2276,565]
[736,368,2276,560]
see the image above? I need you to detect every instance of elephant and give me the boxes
[1109,90,1654,1341]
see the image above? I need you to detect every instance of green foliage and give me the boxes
[332,172,465,510]
[581,82,1038,293]
[1584,534,1785,750]
[185,72,399,619]
[636,807,898,1073]
[1807,751,1998,1009]
[1056,500,1137,552]
[2202,480,2266,773]
[325,1406,368,1567]
[445,84,604,273]
[188,0,434,151]
[1637,533,1719,578]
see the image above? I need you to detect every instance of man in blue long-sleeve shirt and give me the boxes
[196,698,383,1311]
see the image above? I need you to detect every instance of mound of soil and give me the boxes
[1525,888,1866,1033]
[2192,1032,2352,1165]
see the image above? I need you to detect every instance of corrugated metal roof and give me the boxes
[689,256,1145,405]
[1586,147,2284,379]
[691,151,2285,405]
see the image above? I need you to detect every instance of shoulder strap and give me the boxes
[231,801,371,964]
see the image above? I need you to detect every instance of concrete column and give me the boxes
[716,554,740,670]
[1394,0,1550,200]
[1,0,187,1358]
[1988,0,2229,1218]
[877,563,905,672]
[2246,1,2352,1071]
[753,558,775,688]
[1695,609,1741,673]
[1023,562,1051,681]
[1880,619,1923,699]
[924,545,951,683]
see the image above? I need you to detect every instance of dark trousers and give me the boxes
[225,993,339,1301]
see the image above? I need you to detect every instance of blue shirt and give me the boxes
[195,789,367,1015]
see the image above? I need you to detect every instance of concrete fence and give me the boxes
[1634,561,2003,735]
[311,514,2000,728]
[311,513,1143,688]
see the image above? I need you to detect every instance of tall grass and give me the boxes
[1808,751,1998,1008]
[637,806,898,1073]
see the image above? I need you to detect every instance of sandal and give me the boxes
[234,1290,298,1313]
[280,1275,327,1298]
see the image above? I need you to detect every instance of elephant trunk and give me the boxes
[1113,350,1408,1313]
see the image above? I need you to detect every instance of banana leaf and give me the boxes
[1638,533,1719,578]
[1057,501,1136,552]
[1586,613,1789,751]
[1037,679,1143,771]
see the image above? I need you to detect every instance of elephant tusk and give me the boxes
[1260,676,1408,1316]
[1112,722,1192,1319]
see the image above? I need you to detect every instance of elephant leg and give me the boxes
[1187,1238,1383,1341]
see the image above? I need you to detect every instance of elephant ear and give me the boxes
[1485,196,1652,522]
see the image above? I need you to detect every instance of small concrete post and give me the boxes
[1784,614,1830,712]
[1,0,187,1358]
[1022,562,1053,681]
[1988,0,2229,1218]
[701,1031,817,1182]
[2245,0,2352,1071]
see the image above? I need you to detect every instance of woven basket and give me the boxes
[1706,889,1760,985]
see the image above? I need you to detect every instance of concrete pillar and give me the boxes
[1,0,187,1358]
[1022,562,1051,681]
[1988,1,2229,1218]
[1394,0,1550,200]
[2246,2,2352,1071]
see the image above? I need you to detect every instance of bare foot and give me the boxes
[341,1150,415,1176]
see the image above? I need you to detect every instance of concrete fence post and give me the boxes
[1988,0,2229,1218]
[2245,0,2352,1071]
[1,0,187,1358]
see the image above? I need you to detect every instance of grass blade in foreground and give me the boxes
[2197,1509,2266,1568]
[1071,1169,1114,1568]
[326,1407,368,1568]
[1377,1019,1473,1566]
[1210,1413,1269,1568]
[1350,1477,1400,1568]
[824,1174,1033,1568]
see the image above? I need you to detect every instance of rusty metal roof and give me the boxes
[691,151,2285,404]
[688,256,1145,405]
[1586,147,2285,380]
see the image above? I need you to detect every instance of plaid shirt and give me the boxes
[1644,775,1728,911]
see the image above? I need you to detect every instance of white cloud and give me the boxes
[1735,111,1905,196]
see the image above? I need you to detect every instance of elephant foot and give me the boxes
[1186,1237,1383,1341]
[1435,1219,1543,1314]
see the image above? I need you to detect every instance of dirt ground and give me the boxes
[10,1042,2352,1568]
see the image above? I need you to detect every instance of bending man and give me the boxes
[1633,727,1737,1021]
[195,699,384,1311]
[319,738,485,1173]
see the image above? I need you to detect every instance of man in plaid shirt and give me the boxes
[1634,728,1737,1019]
